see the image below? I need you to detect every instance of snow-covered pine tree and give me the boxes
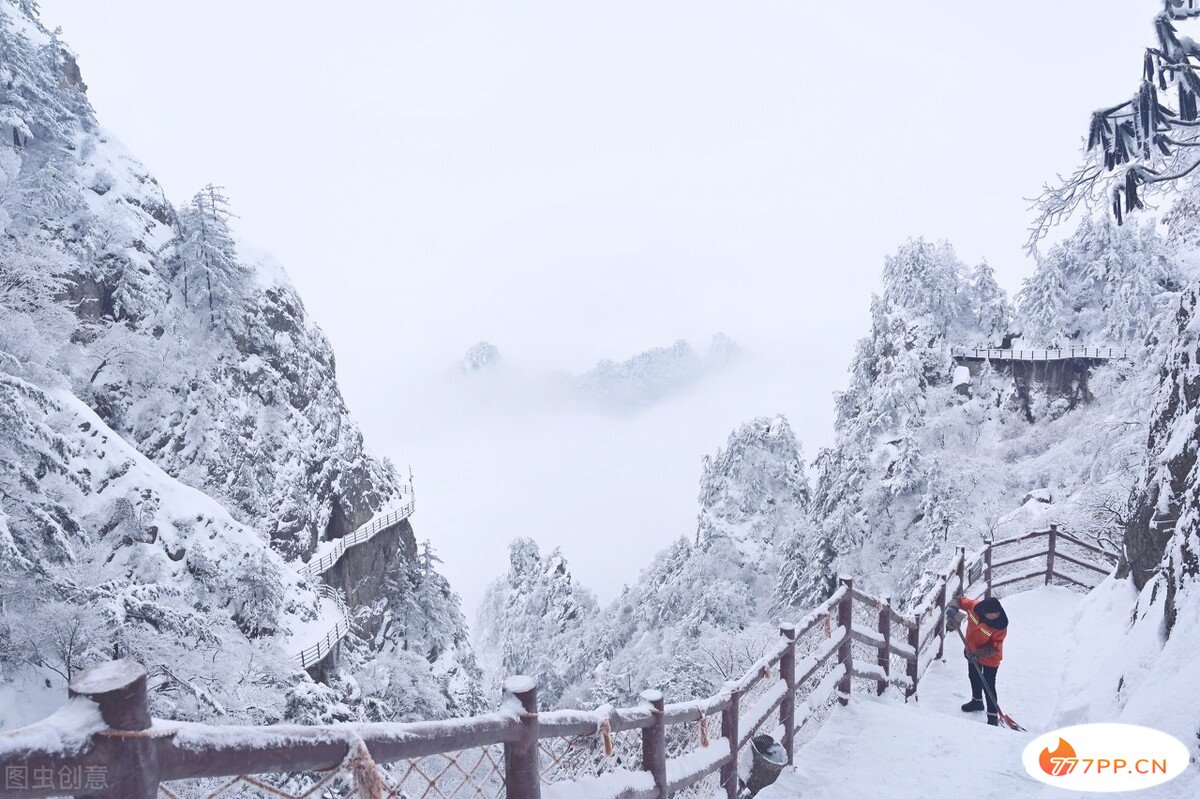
[475,538,597,707]
[177,184,244,327]
[1018,215,1177,346]
[696,415,808,558]
[968,259,1012,346]
[1033,1,1200,243]
[1017,248,1073,346]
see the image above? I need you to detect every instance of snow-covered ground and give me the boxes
[761,588,1197,798]
[917,587,1080,731]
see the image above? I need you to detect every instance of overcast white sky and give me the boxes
[42,0,1157,612]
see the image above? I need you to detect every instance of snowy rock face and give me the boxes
[0,1,477,724]
[1125,283,1200,632]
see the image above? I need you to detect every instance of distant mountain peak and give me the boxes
[461,341,502,373]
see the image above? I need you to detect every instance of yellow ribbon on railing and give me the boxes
[699,715,710,748]
[598,716,613,757]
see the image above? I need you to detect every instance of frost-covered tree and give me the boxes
[968,260,1012,345]
[1032,2,1200,243]
[697,415,808,553]
[177,184,244,326]
[1018,215,1176,345]
[475,538,597,707]
[1017,249,1074,346]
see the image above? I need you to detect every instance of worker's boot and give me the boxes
[987,713,999,726]
[961,699,984,712]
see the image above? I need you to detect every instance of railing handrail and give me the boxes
[950,346,1132,362]
[300,492,416,578]
[288,480,416,668]
[0,525,1118,798]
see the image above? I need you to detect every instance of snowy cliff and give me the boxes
[0,0,478,725]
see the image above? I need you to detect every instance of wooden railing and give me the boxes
[951,346,1132,362]
[0,527,1116,799]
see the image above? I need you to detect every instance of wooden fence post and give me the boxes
[984,542,994,598]
[837,576,853,706]
[503,677,541,799]
[720,689,741,799]
[876,598,890,696]
[906,614,919,698]
[68,660,159,799]
[934,577,947,661]
[778,624,796,764]
[1046,524,1058,585]
[640,690,667,799]
[955,546,966,596]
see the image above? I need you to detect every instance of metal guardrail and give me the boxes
[0,527,1118,799]
[290,480,415,668]
[951,346,1132,362]
[299,496,415,578]
[293,585,352,670]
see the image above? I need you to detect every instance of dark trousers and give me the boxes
[967,662,999,713]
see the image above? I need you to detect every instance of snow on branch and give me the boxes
[1032,3,1200,250]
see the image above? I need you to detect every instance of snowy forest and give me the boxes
[2,0,1200,795]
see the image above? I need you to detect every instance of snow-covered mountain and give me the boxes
[475,416,809,708]
[774,230,1176,611]
[0,0,478,726]
[572,334,742,410]
[455,335,742,413]
[476,220,1188,718]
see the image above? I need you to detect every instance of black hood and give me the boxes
[975,597,1009,630]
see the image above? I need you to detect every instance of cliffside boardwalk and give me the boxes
[950,346,1132,362]
[0,527,1116,799]
[292,480,416,669]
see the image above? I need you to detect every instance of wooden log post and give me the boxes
[1045,524,1058,585]
[778,624,797,764]
[876,598,890,696]
[640,690,667,799]
[984,542,994,598]
[837,576,853,706]
[720,689,741,799]
[906,614,919,699]
[503,677,541,799]
[68,660,159,799]
[955,546,967,597]
[934,577,947,661]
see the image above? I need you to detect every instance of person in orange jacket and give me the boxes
[946,595,1008,726]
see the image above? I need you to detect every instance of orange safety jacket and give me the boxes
[959,597,1007,668]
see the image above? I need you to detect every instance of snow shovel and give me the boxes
[952,621,1026,732]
